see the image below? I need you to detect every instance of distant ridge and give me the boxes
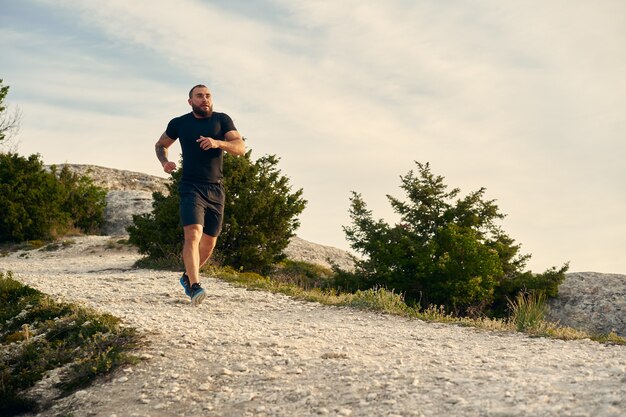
[50,164,168,193]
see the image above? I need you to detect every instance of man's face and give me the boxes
[188,86,213,118]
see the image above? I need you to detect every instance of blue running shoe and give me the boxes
[190,283,206,306]
[179,273,191,297]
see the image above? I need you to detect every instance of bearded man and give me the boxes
[155,84,245,305]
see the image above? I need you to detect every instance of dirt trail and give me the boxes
[2,236,624,417]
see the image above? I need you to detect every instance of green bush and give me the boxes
[56,165,107,234]
[0,153,66,241]
[0,153,106,242]
[128,150,306,274]
[337,161,568,316]
[426,223,501,313]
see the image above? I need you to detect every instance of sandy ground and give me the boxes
[1,236,625,417]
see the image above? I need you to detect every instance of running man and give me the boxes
[155,84,245,305]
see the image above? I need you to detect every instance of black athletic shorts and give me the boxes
[179,181,225,237]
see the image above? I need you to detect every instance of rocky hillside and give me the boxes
[55,164,169,193]
[58,164,624,337]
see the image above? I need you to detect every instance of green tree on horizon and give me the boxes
[336,161,568,316]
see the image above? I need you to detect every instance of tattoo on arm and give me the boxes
[155,133,171,165]
[156,143,168,164]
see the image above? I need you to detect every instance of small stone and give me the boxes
[338,408,352,416]
[233,364,249,372]
[117,376,129,383]
[238,392,257,402]
[221,368,234,376]
[74,390,88,398]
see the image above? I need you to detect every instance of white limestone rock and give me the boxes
[546,272,626,337]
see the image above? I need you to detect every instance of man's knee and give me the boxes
[183,225,203,244]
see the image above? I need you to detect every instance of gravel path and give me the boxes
[1,236,624,417]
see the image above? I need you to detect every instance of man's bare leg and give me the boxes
[198,233,218,269]
[182,224,203,285]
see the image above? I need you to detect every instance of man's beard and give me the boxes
[192,104,213,118]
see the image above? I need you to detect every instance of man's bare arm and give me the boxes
[155,132,177,173]
[222,130,246,156]
[196,130,246,156]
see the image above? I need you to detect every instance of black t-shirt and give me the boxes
[165,112,237,183]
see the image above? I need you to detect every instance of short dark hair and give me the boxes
[189,84,208,98]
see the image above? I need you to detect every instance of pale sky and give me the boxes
[1,0,625,274]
